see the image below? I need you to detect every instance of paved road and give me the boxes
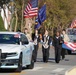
[0,46,76,75]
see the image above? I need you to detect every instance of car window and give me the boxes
[67,29,76,35]
[21,34,29,45]
[0,34,20,44]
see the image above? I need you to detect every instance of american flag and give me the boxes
[24,0,38,18]
[62,42,76,51]
[70,19,76,28]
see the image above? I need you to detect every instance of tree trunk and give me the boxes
[14,9,18,32]
[25,17,35,35]
[21,0,24,32]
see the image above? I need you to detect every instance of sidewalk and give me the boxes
[65,66,76,75]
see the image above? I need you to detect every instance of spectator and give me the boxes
[24,28,32,41]
[61,29,70,60]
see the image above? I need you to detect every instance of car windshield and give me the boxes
[0,34,20,44]
[67,29,76,35]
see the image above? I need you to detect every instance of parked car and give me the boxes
[66,28,76,54]
[0,32,34,72]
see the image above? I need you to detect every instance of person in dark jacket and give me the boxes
[53,31,63,63]
[32,29,40,62]
[41,30,52,63]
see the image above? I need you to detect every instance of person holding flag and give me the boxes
[32,29,40,62]
[35,4,50,63]
[41,29,52,63]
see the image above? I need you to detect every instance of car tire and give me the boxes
[16,53,22,72]
[27,54,34,69]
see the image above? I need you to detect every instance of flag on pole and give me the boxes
[62,42,76,51]
[39,4,46,23]
[35,4,46,29]
[70,19,76,28]
[35,12,42,29]
[24,0,38,18]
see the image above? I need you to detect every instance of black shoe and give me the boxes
[62,57,65,60]
[34,60,36,62]
[56,61,59,63]
[43,60,48,62]
[45,60,48,63]
[43,61,46,62]
[43,59,46,62]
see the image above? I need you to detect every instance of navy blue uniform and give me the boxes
[53,36,63,63]
[32,33,40,62]
[42,35,52,62]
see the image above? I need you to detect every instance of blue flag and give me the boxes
[39,4,46,23]
[31,0,38,8]
[35,4,46,29]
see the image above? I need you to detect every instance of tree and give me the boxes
[1,0,76,33]
[0,0,10,7]
[38,0,76,35]
[0,16,5,31]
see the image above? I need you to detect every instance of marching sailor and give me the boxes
[32,29,40,62]
[53,31,64,63]
[41,30,52,63]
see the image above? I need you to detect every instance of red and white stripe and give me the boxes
[65,42,76,51]
[71,19,76,28]
[24,3,38,18]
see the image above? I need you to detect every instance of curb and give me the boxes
[65,66,76,75]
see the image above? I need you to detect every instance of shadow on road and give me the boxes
[37,57,69,63]
[0,68,27,73]
[0,69,16,73]
[37,58,56,63]
[71,53,76,55]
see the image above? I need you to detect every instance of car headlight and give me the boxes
[7,52,18,57]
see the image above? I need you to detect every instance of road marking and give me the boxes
[52,68,65,72]
[10,73,20,75]
[27,67,43,71]
[9,71,25,75]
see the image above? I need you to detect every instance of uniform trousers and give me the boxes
[61,48,65,59]
[42,46,50,62]
[33,45,38,62]
[55,46,62,63]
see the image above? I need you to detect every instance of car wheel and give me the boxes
[27,54,34,69]
[16,53,22,72]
